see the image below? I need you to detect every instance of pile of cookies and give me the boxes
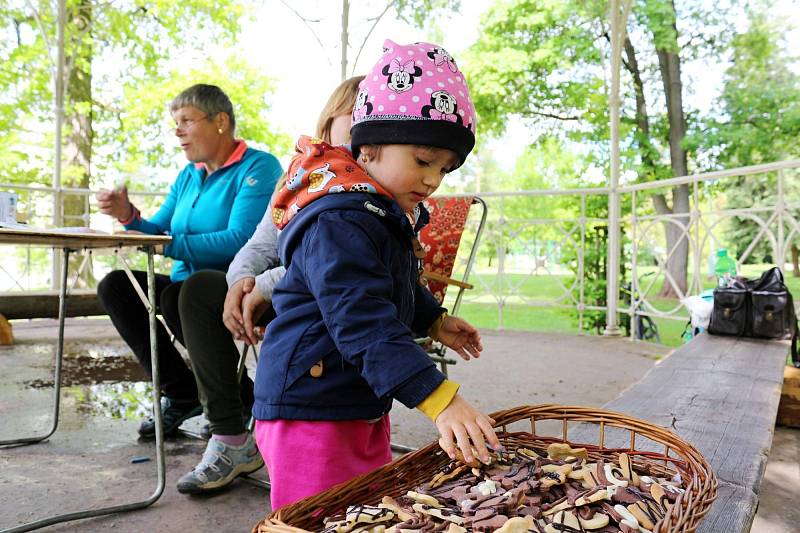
[317,437,685,533]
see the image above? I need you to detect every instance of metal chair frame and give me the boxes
[418,196,488,376]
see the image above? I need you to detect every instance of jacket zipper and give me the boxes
[189,172,216,229]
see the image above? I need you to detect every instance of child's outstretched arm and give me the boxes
[434,393,500,464]
[410,280,481,360]
[430,314,483,361]
[305,213,452,408]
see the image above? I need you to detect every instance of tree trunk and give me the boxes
[792,244,799,277]
[652,186,690,296]
[624,33,689,297]
[63,1,94,285]
[654,0,689,298]
[63,1,92,221]
[623,37,657,174]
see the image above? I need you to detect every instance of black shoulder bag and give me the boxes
[708,267,799,366]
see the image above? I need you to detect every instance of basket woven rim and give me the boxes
[257,404,718,533]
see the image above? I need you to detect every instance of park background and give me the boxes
[1,0,800,348]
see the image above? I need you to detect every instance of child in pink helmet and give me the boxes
[253,39,499,510]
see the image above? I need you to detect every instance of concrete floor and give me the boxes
[0,318,796,532]
[751,426,800,533]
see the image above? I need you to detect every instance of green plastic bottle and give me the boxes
[714,249,737,287]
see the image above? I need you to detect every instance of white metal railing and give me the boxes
[621,159,800,340]
[437,160,800,339]
[2,159,799,344]
[440,188,611,334]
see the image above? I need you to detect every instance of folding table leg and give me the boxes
[0,248,70,447]
[1,247,167,532]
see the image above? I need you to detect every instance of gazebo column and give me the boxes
[604,0,631,336]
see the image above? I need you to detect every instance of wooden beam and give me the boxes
[0,289,105,319]
[422,270,474,290]
[569,333,788,532]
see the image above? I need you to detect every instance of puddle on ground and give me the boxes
[69,381,153,420]
[17,341,154,420]
[24,352,147,388]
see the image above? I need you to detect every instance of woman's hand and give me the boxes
[223,277,255,340]
[435,394,500,465]
[95,185,132,220]
[436,316,483,361]
[241,288,269,345]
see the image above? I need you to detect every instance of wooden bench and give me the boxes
[0,289,106,344]
[594,333,789,532]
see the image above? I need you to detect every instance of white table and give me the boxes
[0,228,172,532]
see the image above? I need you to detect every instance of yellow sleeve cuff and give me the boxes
[427,311,448,341]
[416,379,460,422]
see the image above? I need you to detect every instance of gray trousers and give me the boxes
[178,270,273,435]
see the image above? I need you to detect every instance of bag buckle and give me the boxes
[724,308,732,318]
[765,311,774,322]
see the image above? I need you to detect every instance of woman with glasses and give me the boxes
[94,83,283,442]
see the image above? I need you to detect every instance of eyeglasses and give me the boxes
[173,114,208,132]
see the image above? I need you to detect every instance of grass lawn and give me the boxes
[448,265,800,348]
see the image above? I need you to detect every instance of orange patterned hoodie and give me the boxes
[271,136,394,229]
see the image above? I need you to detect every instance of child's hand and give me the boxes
[434,393,499,465]
[436,316,483,361]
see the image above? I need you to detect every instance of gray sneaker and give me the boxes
[176,434,263,494]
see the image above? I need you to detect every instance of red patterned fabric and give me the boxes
[418,196,474,303]
[271,136,393,229]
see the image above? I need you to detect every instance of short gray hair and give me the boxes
[169,84,236,130]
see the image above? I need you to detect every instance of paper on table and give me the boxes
[50,226,110,235]
[0,223,109,235]
[0,221,33,230]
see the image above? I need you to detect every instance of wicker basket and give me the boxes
[253,404,718,533]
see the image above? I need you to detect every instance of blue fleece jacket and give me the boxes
[253,193,447,422]
[125,143,282,281]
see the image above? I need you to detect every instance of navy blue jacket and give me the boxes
[253,193,446,421]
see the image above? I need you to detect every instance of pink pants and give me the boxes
[254,416,392,511]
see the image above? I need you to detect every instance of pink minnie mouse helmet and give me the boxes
[351,39,476,168]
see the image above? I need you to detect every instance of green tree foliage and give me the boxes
[699,13,800,168]
[465,0,739,299]
[0,0,286,192]
[464,0,607,144]
[394,0,462,28]
[100,55,290,192]
[696,12,800,266]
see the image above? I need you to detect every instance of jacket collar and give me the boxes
[277,192,428,267]
[193,139,248,172]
